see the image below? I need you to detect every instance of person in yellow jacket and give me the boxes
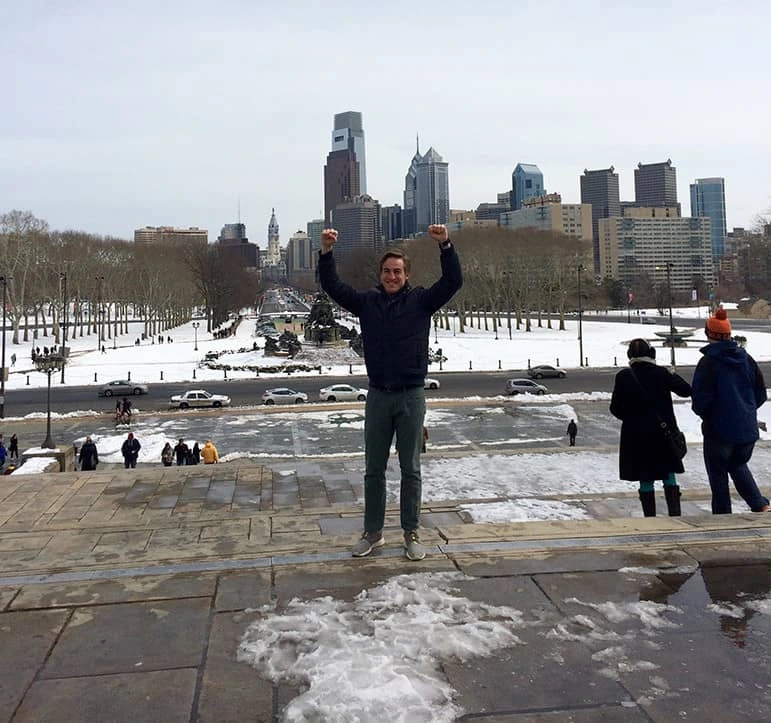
[200,440,219,464]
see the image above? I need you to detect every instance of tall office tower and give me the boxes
[415,147,449,229]
[403,140,450,235]
[306,218,325,253]
[217,222,258,268]
[634,159,679,210]
[381,204,404,241]
[580,167,621,276]
[690,177,727,261]
[331,195,382,265]
[266,208,281,266]
[331,111,367,194]
[286,231,314,273]
[511,163,545,210]
[324,149,360,225]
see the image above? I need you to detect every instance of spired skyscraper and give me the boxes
[690,177,726,261]
[403,138,449,237]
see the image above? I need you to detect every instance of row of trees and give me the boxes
[0,210,261,350]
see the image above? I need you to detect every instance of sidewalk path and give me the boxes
[1,459,770,722]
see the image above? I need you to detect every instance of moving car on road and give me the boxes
[98,380,149,397]
[169,389,231,409]
[505,378,548,395]
[424,377,441,390]
[319,384,367,402]
[262,388,308,405]
[527,365,566,379]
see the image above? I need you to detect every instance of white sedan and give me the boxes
[262,388,308,405]
[424,378,441,390]
[319,384,368,402]
[169,389,231,409]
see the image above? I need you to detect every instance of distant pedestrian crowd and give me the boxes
[76,434,220,471]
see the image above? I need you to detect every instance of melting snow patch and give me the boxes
[237,572,526,722]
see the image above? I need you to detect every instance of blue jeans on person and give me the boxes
[703,438,769,513]
[363,386,426,534]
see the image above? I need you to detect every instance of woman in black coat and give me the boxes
[610,338,691,517]
[78,436,99,471]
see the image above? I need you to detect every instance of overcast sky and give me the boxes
[3,1,770,243]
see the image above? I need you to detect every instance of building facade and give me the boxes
[285,230,314,272]
[690,177,727,261]
[380,204,404,241]
[331,111,366,194]
[330,195,382,264]
[133,226,208,246]
[580,167,620,276]
[306,219,325,253]
[511,163,544,210]
[217,222,258,268]
[500,196,592,241]
[634,160,679,210]
[598,212,714,292]
[323,149,360,225]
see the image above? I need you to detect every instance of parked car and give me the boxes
[319,384,368,402]
[424,377,441,390]
[641,317,657,324]
[98,380,149,397]
[169,389,231,409]
[262,387,308,405]
[527,365,566,379]
[505,378,548,396]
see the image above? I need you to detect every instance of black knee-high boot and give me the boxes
[639,490,656,517]
[664,485,681,516]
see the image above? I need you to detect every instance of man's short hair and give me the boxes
[379,249,411,274]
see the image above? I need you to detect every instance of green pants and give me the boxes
[639,473,678,493]
[363,386,426,533]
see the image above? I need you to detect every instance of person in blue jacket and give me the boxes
[691,308,769,514]
[318,224,462,561]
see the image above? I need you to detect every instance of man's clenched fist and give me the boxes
[428,224,448,243]
[320,228,338,253]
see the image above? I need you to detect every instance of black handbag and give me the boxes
[629,367,687,460]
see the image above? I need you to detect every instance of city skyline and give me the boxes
[2,2,769,242]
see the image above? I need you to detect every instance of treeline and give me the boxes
[0,210,260,348]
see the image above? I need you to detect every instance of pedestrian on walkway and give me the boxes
[0,441,7,468]
[200,440,219,464]
[173,438,189,466]
[8,433,19,461]
[121,432,141,469]
[161,442,173,467]
[78,436,99,471]
[610,338,691,517]
[192,442,200,465]
[691,308,770,514]
[567,419,578,446]
[319,224,463,561]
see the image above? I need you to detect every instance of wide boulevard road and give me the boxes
[6,362,771,419]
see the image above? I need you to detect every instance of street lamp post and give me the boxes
[192,321,200,351]
[34,353,65,449]
[0,276,8,418]
[577,265,584,367]
[60,272,68,383]
[666,262,676,369]
[627,289,632,323]
[433,315,438,344]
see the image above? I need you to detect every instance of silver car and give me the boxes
[169,389,231,409]
[262,388,308,405]
[319,384,368,402]
[424,377,441,390]
[505,378,548,395]
[98,380,149,397]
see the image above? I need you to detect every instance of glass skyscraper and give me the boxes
[690,177,726,261]
[512,164,544,210]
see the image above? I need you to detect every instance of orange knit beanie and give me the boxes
[705,308,732,340]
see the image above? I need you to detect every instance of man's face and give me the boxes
[380,257,408,295]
